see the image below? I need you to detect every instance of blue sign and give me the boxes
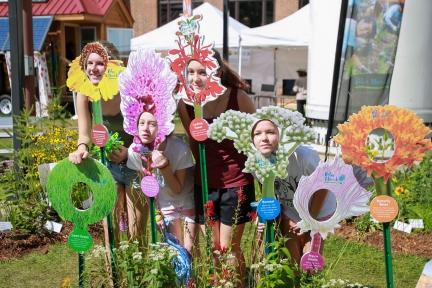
[257,197,281,220]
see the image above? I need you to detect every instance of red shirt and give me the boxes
[186,87,254,188]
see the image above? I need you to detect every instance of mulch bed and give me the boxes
[335,222,432,259]
[0,222,104,261]
[1,221,431,261]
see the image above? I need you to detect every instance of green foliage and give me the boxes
[353,212,382,235]
[394,150,432,232]
[84,241,180,288]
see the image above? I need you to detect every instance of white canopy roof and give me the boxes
[240,4,310,49]
[131,2,249,51]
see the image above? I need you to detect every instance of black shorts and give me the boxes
[194,183,255,226]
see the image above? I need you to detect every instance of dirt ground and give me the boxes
[0,222,104,261]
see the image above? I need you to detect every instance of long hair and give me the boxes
[97,40,121,60]
[213,50,250,91]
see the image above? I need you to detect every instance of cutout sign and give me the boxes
[47,158,116,252]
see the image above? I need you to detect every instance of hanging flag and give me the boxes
[328,0,405,137]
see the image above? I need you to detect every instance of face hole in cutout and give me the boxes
[252,119,280,157]
[365,128,395,163]
[308,190,337,222]
[70,182,94,211]
[186,60,208,93]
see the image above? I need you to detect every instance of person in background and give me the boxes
[293,68,308,118]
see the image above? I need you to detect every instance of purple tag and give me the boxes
[301,252,324,273]
[141,176,159,197]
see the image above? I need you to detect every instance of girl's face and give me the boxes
[85,53,106,84]
[252,120,279,156]
[137,112,158,144]
[187,60,208,92]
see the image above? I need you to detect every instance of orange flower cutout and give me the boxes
[334,105,432,183]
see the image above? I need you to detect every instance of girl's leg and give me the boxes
[184,220,200,259]
[104,183,126,245]
[126,187,148,244]
[220,222,246,288]
[279,217,304,266]
[167,218,183,245]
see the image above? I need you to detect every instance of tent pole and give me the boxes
[238,39,242,76]
[274,48,277,98]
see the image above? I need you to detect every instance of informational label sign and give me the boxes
[190,118,209,141]
[68,229,93,253]
[141,176,160,197]
[0,222,13,233]
[393,220,412,234]
[257,197,281,221]
[370,195,399,223]
[45,221,63,233]
[301,251,324,273]
[91,124,109,147]
[409,219,424,229]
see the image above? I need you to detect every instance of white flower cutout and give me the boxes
[208,106,316,179]
[294,156,372,240]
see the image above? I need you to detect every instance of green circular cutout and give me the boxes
[47,158,117,230]
[68,229,93,252]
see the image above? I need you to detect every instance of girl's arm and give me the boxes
[177,99,199,162]
[69,92,92,164]
[309,189,329,219]
[152,150,187,195]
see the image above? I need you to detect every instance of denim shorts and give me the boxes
[106,161,140,189]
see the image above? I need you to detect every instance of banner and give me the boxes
[330,0,405,137]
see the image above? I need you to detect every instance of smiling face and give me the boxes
[252,120,280,156]
[85,53,106,85]
[356,19,373,37]
[137,112,158,144]
[187,60,208,93]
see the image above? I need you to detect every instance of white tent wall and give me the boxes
[275,49,308,94]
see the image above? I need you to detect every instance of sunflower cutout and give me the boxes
[66,42,125,102]
[167,14,225,106]
[334,105,432,183]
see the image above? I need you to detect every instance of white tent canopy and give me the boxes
[238,5,310,94]
[131,2,249,51]
[240,4,310,49]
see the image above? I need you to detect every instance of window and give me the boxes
[159,0,204,26]
[229,0,274,28]
[80,27,96,50]
[299,0,309,9]
[107,28,134,57]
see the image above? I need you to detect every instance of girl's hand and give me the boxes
[69,149,89,164]
[107,145,128,163]
[152,150,169,169]
[156,217,165,232]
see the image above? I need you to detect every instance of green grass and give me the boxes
[322,235,426,287]
[0,242,79,287]
[0,231,426,287]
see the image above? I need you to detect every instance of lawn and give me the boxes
[0,225,426,288]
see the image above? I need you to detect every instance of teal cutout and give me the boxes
[47,158,117,231]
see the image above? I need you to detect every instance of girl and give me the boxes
[68,41,146,244]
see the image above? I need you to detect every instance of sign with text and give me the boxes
[370,195,398,223]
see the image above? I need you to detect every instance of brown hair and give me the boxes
[212,50,250,91]
[97,40,121,60]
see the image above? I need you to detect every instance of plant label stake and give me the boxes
[46,157,116,288]
[334,105,432,288]
[141,174,160,244]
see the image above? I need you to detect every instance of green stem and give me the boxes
[78,253,85,288]
[149,197,158,244]
[372,172,393,196]
[262,171,275,199]
[92,100,118,287]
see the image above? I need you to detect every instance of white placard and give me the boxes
[45,221,63,233]
[370,214,379,223]
[393,220,412,234]
[82,192,93,210]
[408,219,424,229]
[0,221,13,233]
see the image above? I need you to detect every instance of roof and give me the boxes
[0,16,53,51]
[0,0,115,17]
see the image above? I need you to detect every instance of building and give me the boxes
[129,0,309,38]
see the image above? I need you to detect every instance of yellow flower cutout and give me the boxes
[66,42,125,102]
[334,105,432,183]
